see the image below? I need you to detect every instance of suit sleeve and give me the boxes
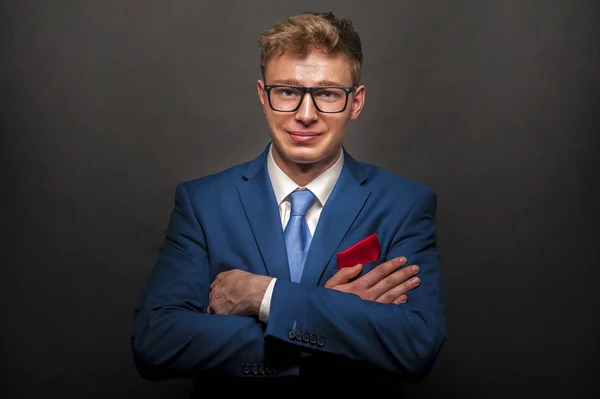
[265,189,447,380]
[131,183,274,380]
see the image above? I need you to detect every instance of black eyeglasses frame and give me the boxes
[263,84,356,113]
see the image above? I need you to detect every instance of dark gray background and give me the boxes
[2,0,598,398]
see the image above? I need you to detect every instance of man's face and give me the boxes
[257,47,365,173]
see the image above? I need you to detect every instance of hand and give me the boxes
[208,269,272,317]
[325,257,420,305]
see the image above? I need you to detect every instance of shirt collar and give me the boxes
[267,143,344,207]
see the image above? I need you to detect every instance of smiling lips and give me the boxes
[288,131,320,143]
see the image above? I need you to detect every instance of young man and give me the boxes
[132,11,446,395]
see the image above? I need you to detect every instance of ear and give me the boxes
[349,85,366,120]
[257,80,267,112]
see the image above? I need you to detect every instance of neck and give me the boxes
[272,148,340,187]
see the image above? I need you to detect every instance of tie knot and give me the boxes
[289,189,316,217]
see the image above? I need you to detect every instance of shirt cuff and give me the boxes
[258,278,277,323]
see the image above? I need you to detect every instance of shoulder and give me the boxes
[176,161,249,199]
[359,161,436,202]
[353,161,439,224]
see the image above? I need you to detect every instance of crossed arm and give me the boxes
[131,184,445,380]
[208,256,420,317]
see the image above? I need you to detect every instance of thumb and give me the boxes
[325,264,363,288]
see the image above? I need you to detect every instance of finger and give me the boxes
[207,288,213,313]
[374,270,420,304]
[325,264,363,288]
[377,277,419,304]
[393,295,408,305]
[210,272,226,289]
[210,277,218,290]
[358,257,407,289]
[370,264,419,300]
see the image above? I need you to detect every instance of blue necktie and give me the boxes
[284,189,316,283]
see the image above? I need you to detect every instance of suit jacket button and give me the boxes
[265,365,273,374]
[302,332,310,343]
[309,334,317,345]
[316,336,325,347]
[288,329,296,340]
[243,364,251,375]
[295,330,303,341]
[252,364,259,375]
[259,364,265,375]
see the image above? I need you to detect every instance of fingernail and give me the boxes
[411,277,420,285]
[399,257,407,265]
[412,265,419,273]
[400,296,407,303]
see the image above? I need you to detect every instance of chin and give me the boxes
[281,146,326,164]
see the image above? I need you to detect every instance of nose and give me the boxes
[294,93,318,125]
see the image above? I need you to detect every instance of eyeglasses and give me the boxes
[263,84,356,113]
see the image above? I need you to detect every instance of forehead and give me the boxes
[264,48,353,86]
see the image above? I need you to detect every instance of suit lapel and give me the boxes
[301,152,371,286]
[237,146,290,280]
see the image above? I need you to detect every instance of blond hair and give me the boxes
[257,12,363,85]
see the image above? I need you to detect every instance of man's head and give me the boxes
[258,11,363,86]
[256,12,366,183]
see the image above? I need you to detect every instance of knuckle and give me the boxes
[379,293,393,303]
[382,274,396,287]
[352,280,364,292]
[359,290,370,301]
[398,268,413,281]
[354,285,369,299]
[375,265,388,277]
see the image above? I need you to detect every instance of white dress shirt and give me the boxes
[258,144,344,323]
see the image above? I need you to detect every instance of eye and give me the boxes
[314,88,343,101]
[272,87,301,98]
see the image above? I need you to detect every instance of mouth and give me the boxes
[288,131,321,143]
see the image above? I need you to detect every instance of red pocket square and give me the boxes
[336,233,381,269]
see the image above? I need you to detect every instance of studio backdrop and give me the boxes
[2,1,598,398]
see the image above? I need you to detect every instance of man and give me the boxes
[131,11,446,395]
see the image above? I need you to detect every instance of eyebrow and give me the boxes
[269,78,350,87]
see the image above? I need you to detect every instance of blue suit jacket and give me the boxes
[131,144,446,389]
